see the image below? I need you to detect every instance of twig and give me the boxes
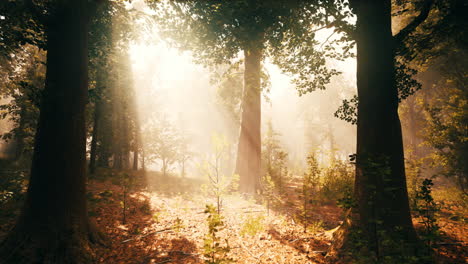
[121,228,172,243]
[240,241,263,260]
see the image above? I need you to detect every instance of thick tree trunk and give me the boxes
[236,46,262,194]
[335,0,422,261]
[0,1,101,263]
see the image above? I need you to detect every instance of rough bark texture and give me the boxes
[236,47,262,194]
[0,1,100,263]
[332,0,423,261]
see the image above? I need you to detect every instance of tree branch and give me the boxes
[393,0,435,47]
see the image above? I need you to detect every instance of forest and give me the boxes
[0,0,466,263]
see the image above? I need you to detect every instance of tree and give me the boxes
[262,121,289,192]
[329,0,437,261]
[0,45,44,165]
[154,0,342,194]
[145,115,181,177]
[87,1,141,172]
[0,1,102,263]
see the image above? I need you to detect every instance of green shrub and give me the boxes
[239,215,265,237]
[414,179,441,247]
[320,159,354,202]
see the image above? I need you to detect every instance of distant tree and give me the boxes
[422,53,468,195]
[87,1,141,172]
[262,121,288,192]
[0,45,44,165]
[145,115,181,177]
[177,136,193,178]
[0,0,102,263]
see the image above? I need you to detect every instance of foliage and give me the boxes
[199,133,236,213]
[0,0,45,59]
[0,45,44,164]
[320,159,354,202]
[334,95,358,125]
[203,204,233,264]
[0,169,27,205]
[152,0,350,93]
[414,179,441,247]
[259,173,275,215]
[262,121,289,193]
[144,114,185,177]
[405,154,425,209]
[172,217,185,232]
[422,65,468,195]
[239,215,265,237]
[300,152,321,233]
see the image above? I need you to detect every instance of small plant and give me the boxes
[172,217,185,232]
[239,215,265,237]
[260,173,275,215]
[320,159,354,202]
[262,121,290,193]
[152,212,161,223]
[414,178,441,247]
[300,152,321,233]
[199,134,236,214]
[203,204,233,264]
[337,188,357,210]
[307,220,324,234]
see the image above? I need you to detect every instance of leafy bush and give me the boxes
[239,215,265,237]
[320,159,354,202]
[414,179,441,247]
[0,170,27,205]
[300,152,321,232]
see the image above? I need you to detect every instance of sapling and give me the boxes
[203,204,233,264]
[301,152,321,233]
[415,178,441,248]
[260,172,275,215]
[199,133,236,213]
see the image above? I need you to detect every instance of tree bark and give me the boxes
[339,0,422,260]
[0,1,101,263]
[236,46,262,194]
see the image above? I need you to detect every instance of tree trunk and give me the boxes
[13,106,27,163]
[236,46,262,194]
[338,0,422,261]
[0,1,101,263]
[89,99,101,174]
[133,149,138,170]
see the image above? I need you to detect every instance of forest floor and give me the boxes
[0,169,467,264]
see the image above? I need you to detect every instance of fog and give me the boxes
[129,22,357,176]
